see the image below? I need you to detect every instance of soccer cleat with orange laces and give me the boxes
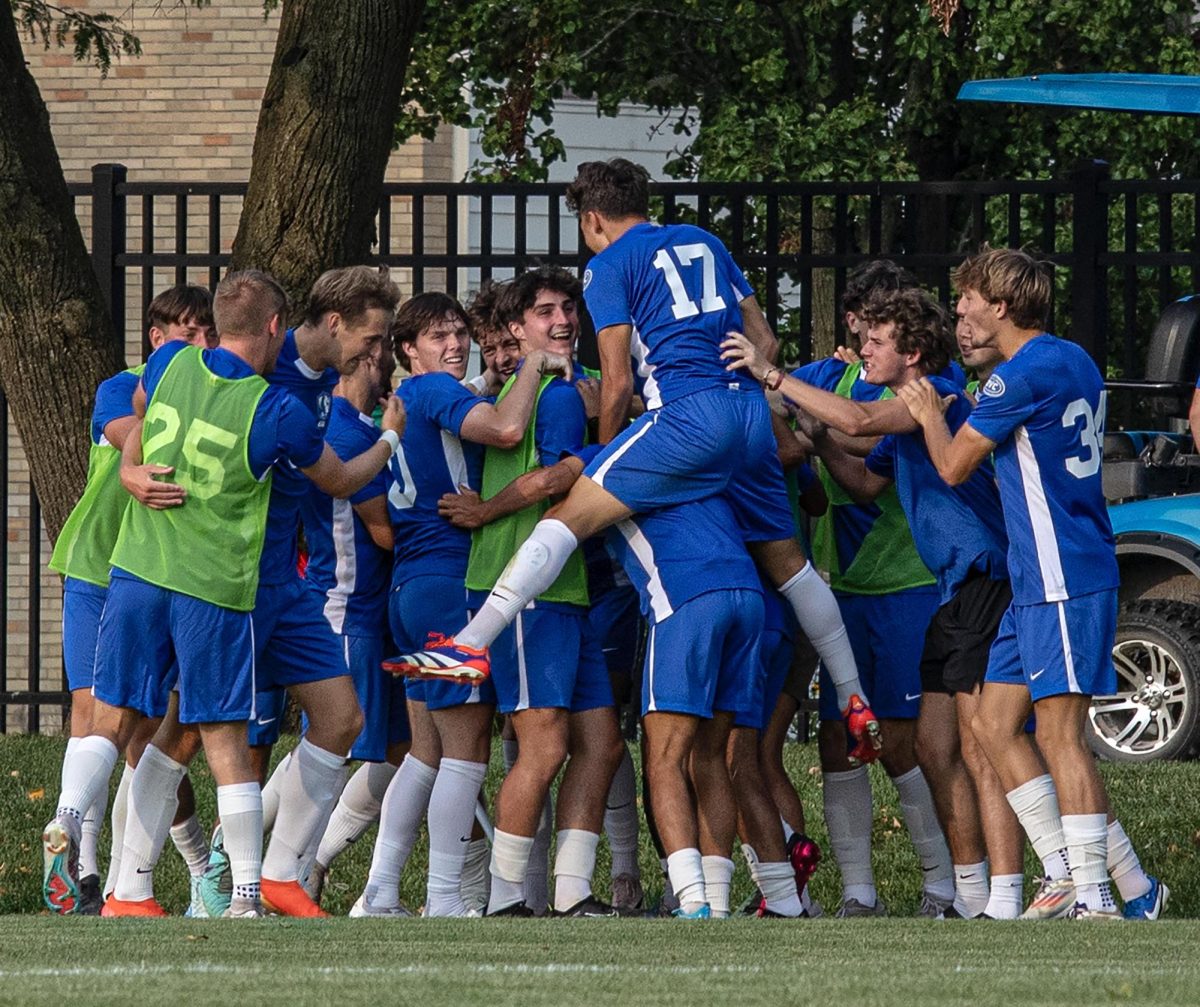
[381,633,491,685]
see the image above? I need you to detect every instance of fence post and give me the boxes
[91,162,127,345]
[1070,159,1110,372]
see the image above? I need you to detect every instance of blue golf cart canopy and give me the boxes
[958,74,1200,116]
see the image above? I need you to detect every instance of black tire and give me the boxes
[1089,600,1200,763]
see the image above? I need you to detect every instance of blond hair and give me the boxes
[304,265,401,326]
[213,269,288,338]
[951,247,1052,330]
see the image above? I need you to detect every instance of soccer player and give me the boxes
[297,339,409,904]
[354,290,570,917]
[727,288,1024,919]
[393,158,880,768]
[898,247,1165,920]
[44,284,215,915]
[781,262,953,917]
[410,268,625,917]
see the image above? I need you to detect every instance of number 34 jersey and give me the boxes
[967,334,1118,605]
[583,221,752,409]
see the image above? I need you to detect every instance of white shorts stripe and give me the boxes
[646,624,657,713]
[515,612,530,712]
[1015,425,1068,601]
[590,413,658,488]
[1056,601,1079,693]
[248,614,257,721]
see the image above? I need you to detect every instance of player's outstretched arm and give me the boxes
[897,378,994,486]
[437,456,585,530]
[459,349,571,449]
[596,324,634,445]
[303,395,406,499]
[721,332,916,436]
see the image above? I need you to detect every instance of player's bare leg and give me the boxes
[688,712,737,918]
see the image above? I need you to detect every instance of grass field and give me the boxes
[3,734,1200,1005]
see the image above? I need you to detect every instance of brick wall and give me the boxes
[6,0,454,731]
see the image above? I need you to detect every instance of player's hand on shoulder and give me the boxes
[379,394,406,438]
[122,464,186,509]
[437,487,487,529]
[720,331,765,379]
[535,351,573,383]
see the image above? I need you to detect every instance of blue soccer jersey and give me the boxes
[605,495,762,625]
[865,375,1009,604]
[263,329,340,585]
[966,334,1118,604]
[583,222,753,409]
[301,396,391,636]
[389,372,486,584]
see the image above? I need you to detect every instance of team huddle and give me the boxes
[40,158,1166,923]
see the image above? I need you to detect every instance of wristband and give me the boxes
[380,429,400,454]
[762,367,784,392]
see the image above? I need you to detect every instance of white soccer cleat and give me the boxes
[1020,877,1076,920]
[349,893,413,918]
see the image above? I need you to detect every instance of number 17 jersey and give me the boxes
[966,334,1118,605]
[583,221,753,409]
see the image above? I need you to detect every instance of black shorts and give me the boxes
[920,574,1012,695]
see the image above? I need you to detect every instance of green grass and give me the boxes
[3,736,1200,1005]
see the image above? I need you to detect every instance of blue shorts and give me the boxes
[584,386,795,543]
[589,583,643,685]
[490,605,613,715]
[643,589,763,721]
[94,574,252,724]
[391,574,497,712]
[735,626,793,731]
[63,577,106,693]
[818,586,940,721]
[985,590,1118,701]
[246,577,351,746]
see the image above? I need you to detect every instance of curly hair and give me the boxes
[841,259,920,316]
[860,287,955,376]
[951,246,1052,331]
[466,279,508,343]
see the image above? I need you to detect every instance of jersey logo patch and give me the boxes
[583,268,593,291]
[981,374,1006,398]
[317,392,332,427]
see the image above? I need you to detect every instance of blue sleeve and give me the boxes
[248,387,325,479]
[582,253,630,332]
[535,380,587,467]
[141,340,191,401]
[426,374,486,437]
[326,415,386,505]
[864,436,898,480]
[712,234,753,301]
[91,370,139,444]
[966,367,1036,445]
[574,443,605,466]
[794,462,818,493]
[790,358,847,392]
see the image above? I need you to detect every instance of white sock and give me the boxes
[316,761,396,869]
[892,766,954,901]
[666,848,706,913]
[114,744,185,902]
[701,855,735,918]
[984,873,1024,919]
[57,735,118,825]
[823,766,875,905]
[778,565,863,709]
[952,860,990,917]
[553,829,600,912]
[1063,813,1114,911]
[426,758,488,917]
[605,745,641,880]
[170,814,209,878]
[525,795,553,915]
[262,738,347,883]
[489,829,535,913]
[260,749,291,835]
[70,739,106,879]
[362,754,437,909]
[1107,818,1152,902]
[461,835,492,913]
[218,782,263,904]
[457,519,578,650]
[1005,775,1070,881]
[757,860,803,917]
[104,762,136,899]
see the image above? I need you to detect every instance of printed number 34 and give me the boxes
[1062,392,1106,479]
[653,244,728,321]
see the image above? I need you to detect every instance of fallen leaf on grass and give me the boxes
[26,787,45,800]
[186,934,208,941]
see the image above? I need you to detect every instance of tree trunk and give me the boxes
[230,0,424,315]
[0,7,125,540]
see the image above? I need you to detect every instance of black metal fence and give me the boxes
[4,164,1200,731]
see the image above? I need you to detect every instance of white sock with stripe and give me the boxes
[457,519,578,650]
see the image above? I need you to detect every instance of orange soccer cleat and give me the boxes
[101,896,169,918]
[261,878,331,918]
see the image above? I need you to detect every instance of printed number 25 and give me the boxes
[653,244,728,321]
[1062,392,1106,479]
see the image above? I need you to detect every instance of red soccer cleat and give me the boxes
[261,878,331,918]
[381,633,491,686]
[101,896,169,918]
[786,832,822,894]
[843,694,883,767]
